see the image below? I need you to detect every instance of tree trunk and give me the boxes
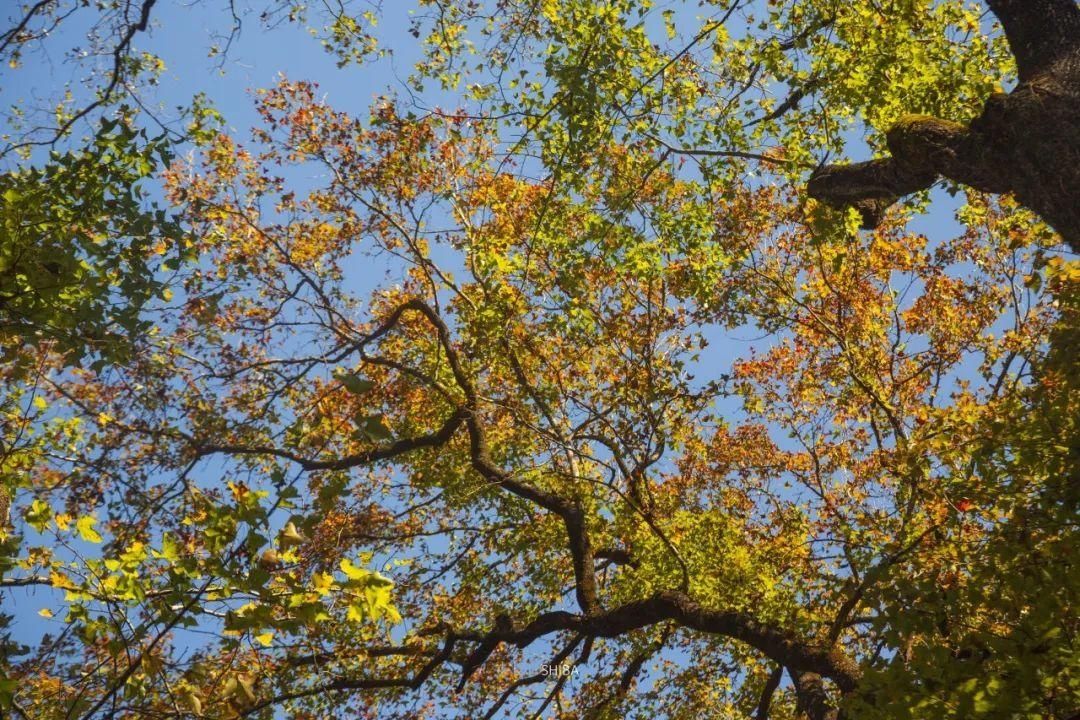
[808,0,1080,253]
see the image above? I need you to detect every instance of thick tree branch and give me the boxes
[807,115,995,229]
[456,591,860,692]
[594,547,638,568]
[243,590,857,717]
[807,3,1080,249]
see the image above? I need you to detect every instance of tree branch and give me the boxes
[790,669,839,720]
[456,591,860,692]
[240,636,459,716]
[195,407,467,471]
[243,590,858,716]
[754,664,784,720]
[395,299,603,616]
[807,114,1007,228]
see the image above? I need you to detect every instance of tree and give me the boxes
[1,2,1077,719]
[809,0,1080,253]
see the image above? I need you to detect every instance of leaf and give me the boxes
[334,370,375,394]
[181,689,203,715]
[76,515,103,543]
[25,499,51,532]
[38,608,53,618]
[278,521,306,548]
[340,557,370,581]
[254,631,274,647]
[312,572,335,596]
[346,601,368,623]
[359,414,392,441]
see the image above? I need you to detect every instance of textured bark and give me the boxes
[809,0,1080,252]
[791,670,841,720]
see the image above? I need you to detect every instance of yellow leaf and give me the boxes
[49,570,76,590]
[254,631,274,647]
[181,689,203,715]
[312,571,334,596]
[340,558,370,581]
[346,601,367,623]
[76,515,103,543]
[38,607,53,618]
[54,513,73,531]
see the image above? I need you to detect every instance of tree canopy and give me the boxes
[1,1,1077,719]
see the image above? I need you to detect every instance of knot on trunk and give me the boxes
[885,114,968,175]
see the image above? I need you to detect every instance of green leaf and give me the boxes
[360,414,392,441]
[25,499,51,532]
[76,515,103,543]
[335,370,375,395]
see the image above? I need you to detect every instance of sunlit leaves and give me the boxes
[0,114,185,369]
[1,2,1074,719]
[75,515,102,544]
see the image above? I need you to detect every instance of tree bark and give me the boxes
[808,1,1080,252]
[790,670,841,720]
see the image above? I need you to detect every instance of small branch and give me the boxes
[0,0,56,56]
[648,132,815,168]
[0,576,51,588]
[754,664,784,720]
[195,407,467,472]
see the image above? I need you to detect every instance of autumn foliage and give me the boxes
[1,1,1077,719]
